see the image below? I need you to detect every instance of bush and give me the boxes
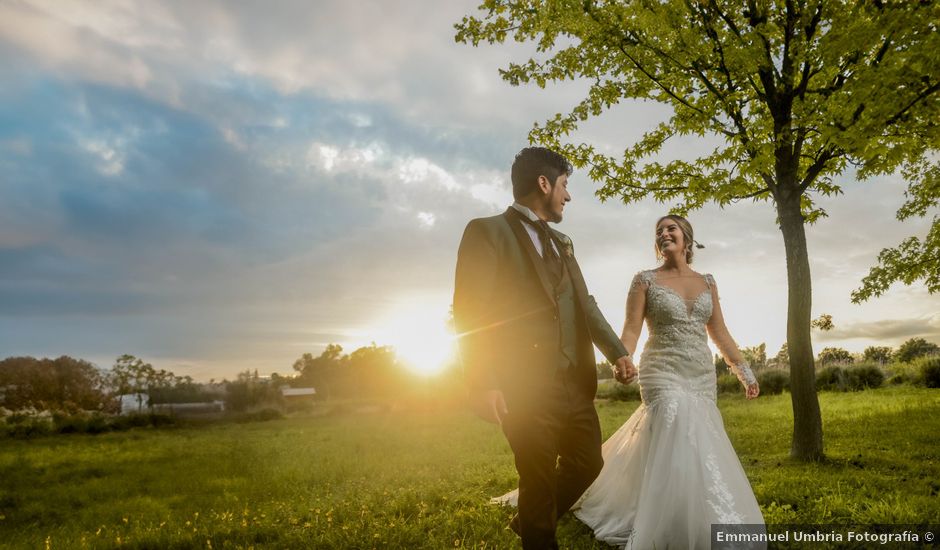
[922,356,940,389]
[844,363,885,391]
[863,346,893,364]
[84,414,113,434]
[816,366,846,392]
[716,373,742,394]
[816,364,885,392]
[757,370,789,395]
[53,412,89,434]
[235,408,285,423]
[596,380,641,401]
[885,361,920,385]
[7,417,53,439]
[817,347,854,367]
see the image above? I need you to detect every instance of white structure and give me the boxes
[118,393,225,415]
[281,387,316,398]
[118,393,149,415]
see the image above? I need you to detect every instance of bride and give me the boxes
[496,214,765,548]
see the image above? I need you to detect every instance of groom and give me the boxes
[453,147,636,549]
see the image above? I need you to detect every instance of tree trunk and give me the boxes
[777,194,825,461]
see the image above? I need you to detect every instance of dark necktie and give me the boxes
[517,213,563,285]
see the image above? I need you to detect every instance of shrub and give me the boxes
[863,346,893,364]
[235,408,285,423]
[84,414,112,434]
[757,370,790,395]
[816,366,846,392]
[817,347,854,366]
[596,381,641,401]
[53,412,89,434]
[844,363,885,391]
[922,356,940,389]
[717,373,742,394]
[885,362,920,385]
[7,417,53,439]
[595,362,614,380]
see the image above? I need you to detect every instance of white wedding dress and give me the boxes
[494,270,765,549]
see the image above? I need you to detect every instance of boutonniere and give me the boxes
[560,235,574,258]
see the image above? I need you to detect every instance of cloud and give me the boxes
[817,316,940,344]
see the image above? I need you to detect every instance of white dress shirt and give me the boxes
[511,202,560,258]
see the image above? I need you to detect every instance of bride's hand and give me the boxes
[612,356,637,385]
[745,381,759,400]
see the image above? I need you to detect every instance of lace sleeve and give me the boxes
[630,270,652,292]
[705,274,757,387]
[621,271,650,358]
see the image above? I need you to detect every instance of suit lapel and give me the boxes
[503,208,556,304]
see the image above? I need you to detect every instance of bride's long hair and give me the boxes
[655,215,696,265]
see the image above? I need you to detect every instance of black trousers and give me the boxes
[501,368,603,550]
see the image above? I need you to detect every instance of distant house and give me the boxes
[118,393,224,416]
[281,386,317,405]
[119,393,149,415]
[151,400,225,415]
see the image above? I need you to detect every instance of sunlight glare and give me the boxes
[367,300,456,376]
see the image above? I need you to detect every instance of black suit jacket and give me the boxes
[453,208,627,407]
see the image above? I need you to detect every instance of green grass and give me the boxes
[1,386,938,549]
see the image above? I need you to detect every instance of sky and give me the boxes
[0,0,937,381]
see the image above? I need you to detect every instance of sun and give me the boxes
[365,300,457,376]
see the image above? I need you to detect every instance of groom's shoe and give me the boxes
[508,513,521,537]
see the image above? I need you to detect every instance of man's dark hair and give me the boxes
[511,147,573,200]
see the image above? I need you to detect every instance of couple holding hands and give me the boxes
[453,147,763,549]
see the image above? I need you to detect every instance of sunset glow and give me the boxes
[366,300,456,376]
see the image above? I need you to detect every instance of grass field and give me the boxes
[1,386,938,549]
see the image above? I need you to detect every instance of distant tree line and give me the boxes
[4,336,935,415]
[715,337,939,374]
[0,344,466,414]
[0,356,108,412]
[290,343,462,403]
[0,354,223,413]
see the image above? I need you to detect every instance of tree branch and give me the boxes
[884,81,940,126]
[729,187,772,202]
[799,147,840,192]
[588,159,688,193]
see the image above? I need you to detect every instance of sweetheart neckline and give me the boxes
[650,281,711,303]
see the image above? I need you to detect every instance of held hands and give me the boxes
[745,381,760,400]
[612,355,637,385]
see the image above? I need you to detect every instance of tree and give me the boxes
[863,346,893,364]
[894,337,940,363]
[224,370,284,412]
[596,361,614,380]
[741,343,767,371]
[0,356,108,411]
[110,354,157,412]
[456,1,939,461]
[817,347,853,366]
[852,164,939,302]
[292,344,345,399]
[346,343,402,400]
[768,342,790,370]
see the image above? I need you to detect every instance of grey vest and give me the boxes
[556,263,580,369]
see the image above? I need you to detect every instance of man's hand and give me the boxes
[745,381,760,400]
[475,390,508,424]
[612,356,637,385]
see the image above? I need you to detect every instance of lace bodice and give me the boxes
[631,270,755,404]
